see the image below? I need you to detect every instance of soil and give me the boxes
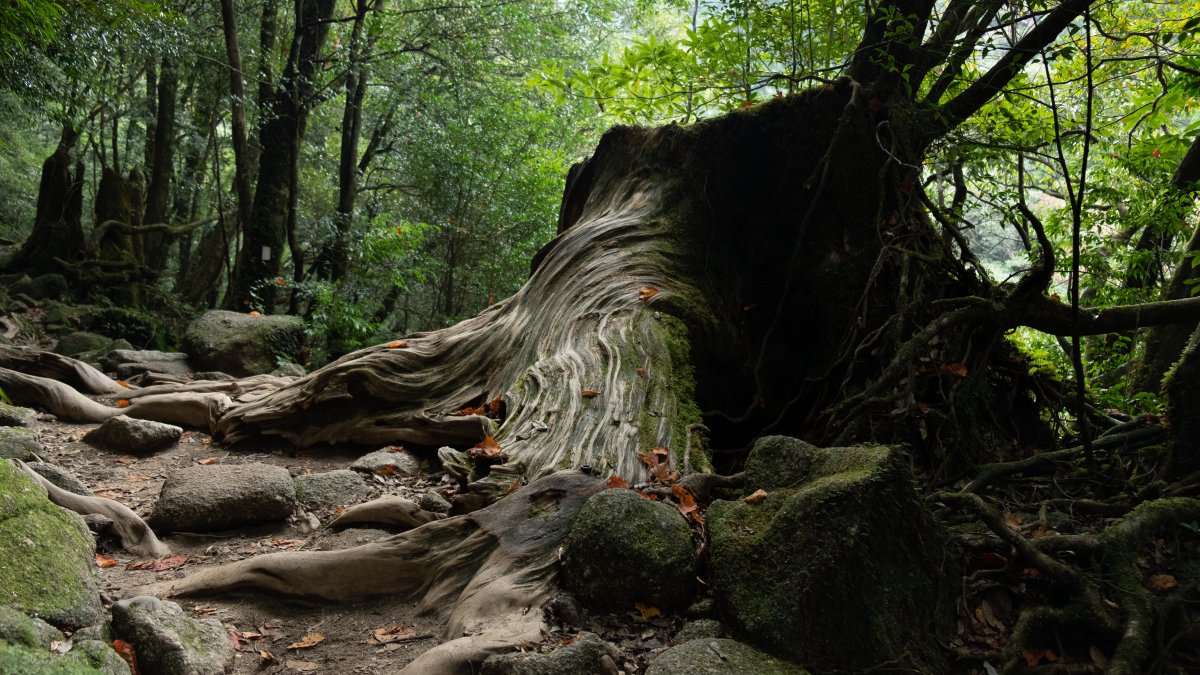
[26,403,690,674]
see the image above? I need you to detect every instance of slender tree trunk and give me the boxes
[250,0,279,180]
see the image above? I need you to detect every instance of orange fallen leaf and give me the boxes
[128,555,188,572]
[371,625,417,644]
[95,553,119,568]
[743,489,768,505]
[940,362,968,377]
[334,505,346,515]
[112,640,139,674]
[248,311,261,317]
[1022,567,1041,579]
[259,650,278,667]
[638,286,659,300]
[581,389,601,398]
[652,447,670,459]
[117,399,131,408]
[288,632,326,650]
[636,367,646,378]
[198,457,220,465]
[1023,648,1058,666]
[505,478,522,495]
[387,340,409,348]
[672,484,703,524]
[1089,645,1109,667]
[116,379,130,388]
[634,602,661,619]
[1145,574,1177,592]
[374,464,397,477]
[275,277,286,286]
[606,475,630,489]
[1003,512,1022,530]
[487,396,502,416]
[473,436,504,459]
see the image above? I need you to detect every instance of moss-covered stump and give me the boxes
[560,488,695,612]
[708,437,959,674]
[646,638,810,675]
[0,460,103,629]
[182,310,305,377]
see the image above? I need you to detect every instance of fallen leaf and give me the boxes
[581,389,601,398]
[248,311,261,318]
[112,640,139,674]
[371,625,417,644]
[743,489,768,505]
[606,475,631,489]
[505,479,522,495]
[1022,648,1057,666]
[672,485,703,524]
[259,650,278,667]
[334,505,346,515]
[192,605,219,615]
[634,602,661,619]
[116,379,130,388]
[940,362,969,377]
[487,396,502,416]
[387,340,409,348]
[288,632,326,650]
[117,399,131,408]
[128,555,188,572]
[286,660,319,672]
[374,464,397,477]
[636,367,646,378]
[473,436,504,459]
[1003,512,1023,530]
[1022,567,1041,579]
[638,286,659,300]
[271,539,301,548]
[198,457,220,465]
[1089,645,1109,667]
[1145,574,1177,592]
[652,446,670,459]
[95,553,119,568]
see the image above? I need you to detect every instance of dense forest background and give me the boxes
[1,0,1199,409]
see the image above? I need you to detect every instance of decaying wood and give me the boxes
[12,458,171,558]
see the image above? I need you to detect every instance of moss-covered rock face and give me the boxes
[0,460,103,629]
[708,436,960,674]
[0,426,43,460]
[0,403,38,427]
[182,310,306,376]
[560,488,696,612]
[0,642,105,674]
[0,605,64,649]
[110,596,234,675]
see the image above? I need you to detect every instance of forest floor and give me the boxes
[27,407,687,674]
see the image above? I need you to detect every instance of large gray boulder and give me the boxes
[111,596,233,675]
[149,462,296,532]
[647,639,809,675]
[54,332,113,357]
[294,469,371,512]
[83,416,182,455]
[182,310,305,377]
[100,349,193,378]
[349,447,422,477]
[708,437,960,674]
[27,461,92,496]
[0,460,103,629]
[560,488,695,612]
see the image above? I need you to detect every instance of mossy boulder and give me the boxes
[480,632,620,674]
[708,437,959,674]
[182,310,305,377]
[110,596,233,675]
[0,460,103,629]
[0,605,64,649]
[83,307,164,349]
[647,638,809,675]
[0,607,128,675]
[560,487,695,612]
[53,333,113,358]
[0,403,38,427]
[0,427,43,460]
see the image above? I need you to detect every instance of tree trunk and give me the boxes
[142,56,177,273]
[215,87,1015,481]
[3,127,86,277]
[228,0,335,312]
[218,0,257,310]
[93,167,147,306]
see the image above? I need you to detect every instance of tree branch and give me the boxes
[931,0,1093,136]
[1015,295,1200,336]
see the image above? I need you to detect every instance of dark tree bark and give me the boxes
[93,167,147,306]
[3,127,86,277]
[142,56,178,273]
[218,0,257,308]
[227,0,336,311]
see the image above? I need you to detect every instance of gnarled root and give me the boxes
[153,472,603,673]
[13,458,171,557]
[328,496,446,530]
[0,367,120,423]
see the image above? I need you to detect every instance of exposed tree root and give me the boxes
[124,392,232,430]
[154,472,603,673]
[0,345,124,395]
[0,367,120,423]
[12,458,171,557]
[935,491,1200,674]
[327,496,446,530]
